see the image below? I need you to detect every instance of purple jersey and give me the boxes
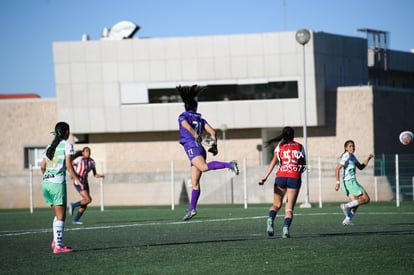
[178,110,207,145]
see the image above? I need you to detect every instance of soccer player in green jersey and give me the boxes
[41,122,82,254]
[335,140,373,225]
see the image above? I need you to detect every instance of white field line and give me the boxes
[1,211,413,237]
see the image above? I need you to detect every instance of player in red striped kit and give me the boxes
[69,147,104,224]
[259,127,306,238]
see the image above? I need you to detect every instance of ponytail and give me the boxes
[46,122,70,160]
[46,136,61,160]
[73,150,83,160]
[177,85,206,111]
[266,126,295,146]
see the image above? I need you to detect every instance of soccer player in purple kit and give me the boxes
[177,85,239,221]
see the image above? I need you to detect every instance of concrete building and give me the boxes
[1,28,413,209]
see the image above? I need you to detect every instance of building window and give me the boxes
[24,147,44,169]
[147,81,298,104]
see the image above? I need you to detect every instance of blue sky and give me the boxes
[0,0,413,98]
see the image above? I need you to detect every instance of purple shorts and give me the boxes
[274,177,301,191]
[183,143,206,165]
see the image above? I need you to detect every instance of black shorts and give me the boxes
[274,177,301,192]
[74,182,89,192]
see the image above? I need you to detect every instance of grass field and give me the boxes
[1,202,413,274]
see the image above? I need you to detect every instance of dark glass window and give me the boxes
[24,147,44,169]
[148,81,298,103]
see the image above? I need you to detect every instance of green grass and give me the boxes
[1,202,413,274]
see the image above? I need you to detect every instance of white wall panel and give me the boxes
[198,58,215,80]
[214,57,231,79]
[70,63,87,83]
[89,107,106,132]
[54,63,71,84]
[102,62,118,82]
[120,83,148,104]
[86,63,103,83]
[102,83,120,107]
[84,41,101,62]
[87,83,105,107]
[120,106,138,131]
[118,62,134,82]
[72,107,90,132]
[117,40,133,61]
[231,56,247,78]
[104,107,121,132]
[101,41,118,62]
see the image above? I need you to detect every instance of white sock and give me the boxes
[346,200,359,208]
[54,220,65,248]
[52,216,57,243]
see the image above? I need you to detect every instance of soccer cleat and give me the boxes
[53,245,73,254]
[266,217,274,237]
[340,203,349,217]
[342,217,355,226]
[230,160,239,175]
[282,226,290,238]
[183,209,197,221]
[72,220,83,225]
[68,203,74,216]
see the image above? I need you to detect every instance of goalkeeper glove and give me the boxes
[208,140,218,156]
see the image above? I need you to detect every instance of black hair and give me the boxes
[176,85,206,111]
[73,150,83,159]
[266,126,295,145]
[46,122,70,160]
[73,146,91,159]
[343,140,355,152]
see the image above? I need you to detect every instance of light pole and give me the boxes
[220,124,228,203]
[220,124,228,161]
[295,29,312,208]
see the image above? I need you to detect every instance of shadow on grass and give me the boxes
[304,228,414,238]
[73,236,261,253]
[68,221,414,253]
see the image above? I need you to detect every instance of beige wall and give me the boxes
[306,86,374,158]
[0,99,57,176]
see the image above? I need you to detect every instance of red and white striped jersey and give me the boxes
[72,156,96,184]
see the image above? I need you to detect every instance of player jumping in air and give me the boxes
[177,85,239,221]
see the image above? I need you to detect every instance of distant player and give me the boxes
[335,140,373,225]
[41,121,81,254]
[69,146,104,224]
[177,85,239,221]
[259,126,306,238]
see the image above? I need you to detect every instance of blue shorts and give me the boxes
[183,143,206,165]
[274,177,302,192]
[74,182,89,192]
